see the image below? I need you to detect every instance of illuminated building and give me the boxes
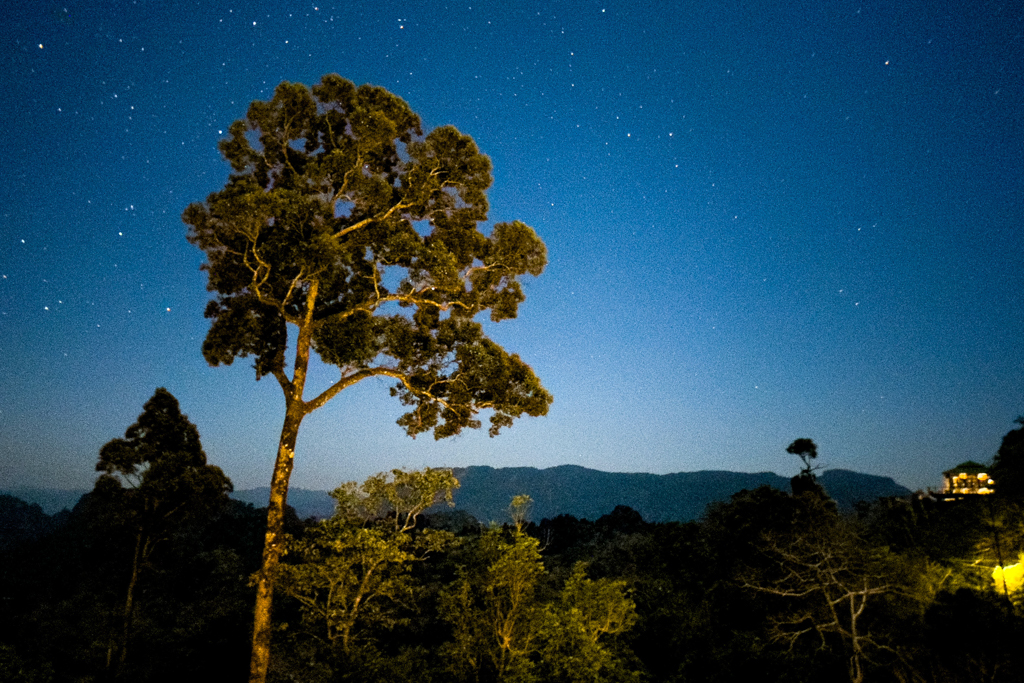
[941,461,995,495]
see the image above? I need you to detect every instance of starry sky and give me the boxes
[2,0,1021,494]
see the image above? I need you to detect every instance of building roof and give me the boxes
[942,461,989,476]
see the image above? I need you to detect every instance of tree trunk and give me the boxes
[107,529,143,680]
[120,532,142,672]
[249,406,304,683]
[249,281,318,683]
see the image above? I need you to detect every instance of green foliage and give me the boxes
[537,563,639,683]
[711,486,924,683]
[330,467,459,530]
[441,527,547,682]
[276,469,458,653]
[13,417,1024,683]
[184,75,552,438]
[440,521,640,683]
[508,494,533,530]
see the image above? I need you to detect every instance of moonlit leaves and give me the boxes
[185,75,551,438]
[474,220,547,322]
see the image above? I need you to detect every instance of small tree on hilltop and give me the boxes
[787,438,829,500]
[787,438,819,475]
[183,75,552,683]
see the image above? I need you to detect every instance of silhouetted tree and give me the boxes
[787,438,830,500]
[739,495,909,683]
[184,75,551,683]
[786,438,818,473]
[0,496,56,554]
[992,417,1024,501]
[595,505,649,538]
[94,388,232,678]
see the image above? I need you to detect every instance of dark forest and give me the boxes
[3,418,1023,683]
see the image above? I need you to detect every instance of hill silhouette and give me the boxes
[223,466,910,522]
[446,465,910,524]
[4,467,910,523]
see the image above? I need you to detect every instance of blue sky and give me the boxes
[2,0,1021,493]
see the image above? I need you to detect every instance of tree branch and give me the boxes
[333,199,414,240]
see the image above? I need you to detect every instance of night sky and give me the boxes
[2,0,1021,494]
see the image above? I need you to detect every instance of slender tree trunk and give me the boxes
[250,282,318,683]
[107,529,143,680]
[119,532,143,673]
[249,405,303,683]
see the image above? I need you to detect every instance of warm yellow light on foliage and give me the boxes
[992,562,1024,595]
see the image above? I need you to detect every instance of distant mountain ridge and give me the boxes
[0,488,88,515]
[3,466,911,523]
[230,487,337,520]
[223,466,910,523]
[446,465,911,524]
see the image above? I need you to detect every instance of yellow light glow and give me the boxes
[993,562,1024,595]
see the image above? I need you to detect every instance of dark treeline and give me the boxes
[3,414,1024,682]
[4,468,1024,681]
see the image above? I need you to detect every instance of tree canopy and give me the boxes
[183,74,551,439]
[786,438,818,473]
[8,453,1024,682]
[277,469,459,654]
[95,387,233,530]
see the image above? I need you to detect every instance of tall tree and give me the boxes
[94,387,233,678]
[183,74,552,683]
